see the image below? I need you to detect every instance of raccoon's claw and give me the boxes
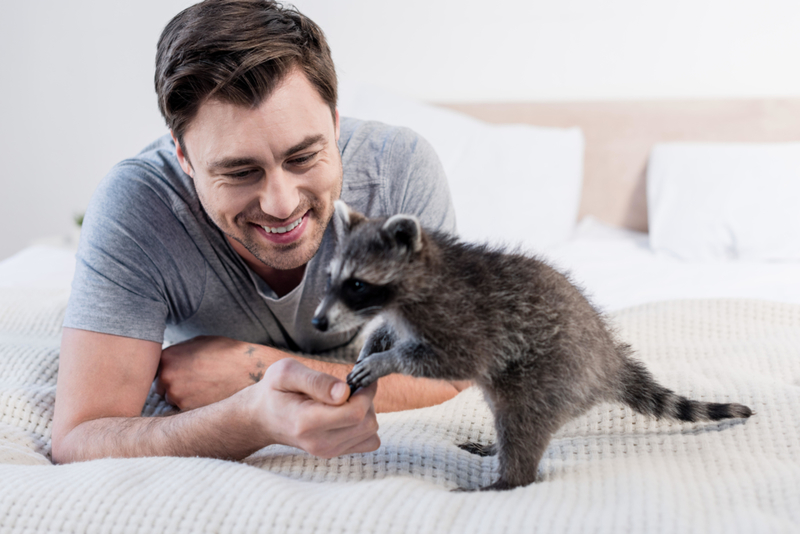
[347,381,360,397]
[347,354,394,393]
[346,363,376,393]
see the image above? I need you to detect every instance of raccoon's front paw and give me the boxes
[346,358,378,392]
[346,354,394,393]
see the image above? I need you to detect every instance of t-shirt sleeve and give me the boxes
[63,162,205,344]
[384,127,458,235]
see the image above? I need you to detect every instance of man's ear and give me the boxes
[381,214,423,253]
[170,131,194,178]
[334,200,366,232]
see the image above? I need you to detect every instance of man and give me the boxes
[51,0,462,464]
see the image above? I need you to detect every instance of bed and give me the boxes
[1,85,799,533]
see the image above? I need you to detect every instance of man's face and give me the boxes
[175,68,342,272]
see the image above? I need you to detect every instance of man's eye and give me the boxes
[226,169,257,179]
[289,152,318,166]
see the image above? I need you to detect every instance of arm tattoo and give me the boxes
[247,346,266,382]
[249,370,264,383]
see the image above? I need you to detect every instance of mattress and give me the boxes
[1,226,799,533]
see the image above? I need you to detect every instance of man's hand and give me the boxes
[158,337,383,457]
[249,358,379,458]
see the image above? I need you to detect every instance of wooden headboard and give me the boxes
[445,99,800,232]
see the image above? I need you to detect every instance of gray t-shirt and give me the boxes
[63,117,456,353]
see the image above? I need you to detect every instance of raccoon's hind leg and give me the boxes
[458,442,497,457]
[615,346,753,422]
[459,408,554,492]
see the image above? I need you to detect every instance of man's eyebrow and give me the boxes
[208,157,262,171]
[281,134,326,159]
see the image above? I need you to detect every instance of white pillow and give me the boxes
[337,80,584,250]
[647,142,800,261]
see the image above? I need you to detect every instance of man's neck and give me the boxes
[227,236,306,298]
[254,264,306,298]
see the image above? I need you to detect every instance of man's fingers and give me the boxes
[269,358,349,406]
[319,380,378,429]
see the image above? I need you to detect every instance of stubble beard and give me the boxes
[235,204,325,271]
[198,181,342,273]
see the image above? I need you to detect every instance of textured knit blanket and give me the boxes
[1,287,798,533]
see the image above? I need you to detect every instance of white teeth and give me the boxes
[262,216,302,234]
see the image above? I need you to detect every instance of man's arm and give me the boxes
[157,335,468,413]
[52,328,379,464]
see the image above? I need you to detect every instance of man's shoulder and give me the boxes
[338,117,427,160]
[67,134,216,344]
[120,133,180,175]
[95,134,200,216]
[336,117,454,234]
[338,116,414,140]
[338,117,438,187]
[80,133,209,274]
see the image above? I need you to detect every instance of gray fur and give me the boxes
[313,202,753,491]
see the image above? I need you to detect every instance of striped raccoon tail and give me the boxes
[615,350,753,422]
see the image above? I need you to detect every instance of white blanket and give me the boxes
[1,288,799,533]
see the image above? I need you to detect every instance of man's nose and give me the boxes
[259,169,299,220]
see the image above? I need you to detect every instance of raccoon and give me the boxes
[311,201,753,491]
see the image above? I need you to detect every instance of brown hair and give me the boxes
[155,0,337,149]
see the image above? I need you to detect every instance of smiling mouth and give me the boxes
[260,215,304,234]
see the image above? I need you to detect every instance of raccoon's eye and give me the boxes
[341,278,393,310]
[344,279,368,294]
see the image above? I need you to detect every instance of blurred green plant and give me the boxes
[74,213,84,228]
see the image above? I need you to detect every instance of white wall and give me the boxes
[295,0,800,102]
[0,1,195,261]
[2,0,799,260]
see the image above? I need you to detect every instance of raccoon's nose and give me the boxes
[312,316,328,332]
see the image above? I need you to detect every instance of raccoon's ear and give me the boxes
[334,200,366,232]
[381,214,423,253]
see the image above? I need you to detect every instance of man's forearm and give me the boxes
[159,337,467,413]
[208,341,463,412]
[53,390,261,463]
[374,375,467,413]
[54,330,381,464]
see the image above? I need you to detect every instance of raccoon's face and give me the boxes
[311,201,422,333]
